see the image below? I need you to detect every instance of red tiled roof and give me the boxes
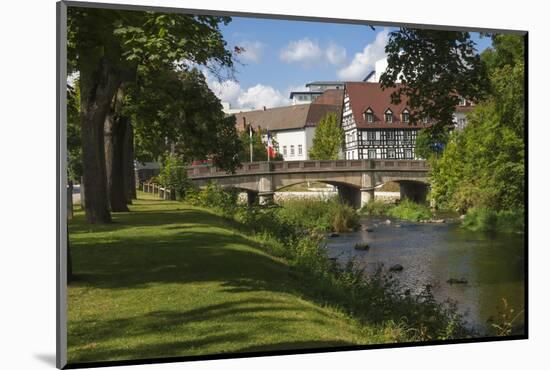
[345,82,429,129]
[233,89,344,132]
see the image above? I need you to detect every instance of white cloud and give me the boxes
[204,70,290,110]
[237,84,290,109]
[280,38,322,66]
[237,41,264,64]
[326,42,347,65]
[337,29,389,80]
[208,78,242,105]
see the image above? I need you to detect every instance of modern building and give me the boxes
[289,81,345,105]
[234,89,344,161]
[221,101,254,115]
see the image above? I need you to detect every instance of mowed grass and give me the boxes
[68,193,380,364]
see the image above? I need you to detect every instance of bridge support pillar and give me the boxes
[360,187,375,208]
[258,192,274,206]
[258,175,274,206]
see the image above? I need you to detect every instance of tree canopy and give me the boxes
[380,29,490,153]
[308,113,344,160]
[429,34,525,214]
[67,7,238,223]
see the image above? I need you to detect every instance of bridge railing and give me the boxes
[187,159,428,179]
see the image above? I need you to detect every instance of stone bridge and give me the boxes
[187,159,430,208]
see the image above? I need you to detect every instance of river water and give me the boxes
[324,217,525,334]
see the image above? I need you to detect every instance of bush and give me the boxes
[277,198,359,232]
[360,200,394,216]
[462,207,524,233]
[158,154,190,199]
[185,182,239,217]
[387,199,433,221]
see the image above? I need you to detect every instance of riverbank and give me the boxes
[68,193,404,363]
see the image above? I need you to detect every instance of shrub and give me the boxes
[387,199,432,221]
[158,154,190,199]
[462,207,524,233]
[186,182,239,217]
[277,198,359,232]
[360,200,394,216]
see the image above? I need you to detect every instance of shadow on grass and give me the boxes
[69,297,355,363]
[67,199,360,363]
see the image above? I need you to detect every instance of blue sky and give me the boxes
[205,16,493,110]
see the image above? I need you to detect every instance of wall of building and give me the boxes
[274,129,309,161]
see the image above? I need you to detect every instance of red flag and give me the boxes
[267,130,276,159]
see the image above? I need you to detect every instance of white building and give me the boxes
[221,101,254,115]
[233,89,344,161]
[289,81,345,105]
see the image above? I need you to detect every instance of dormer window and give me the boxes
[459,97,467,106]
[384,109,393,123]
[422,116,429,124]
[363,107,374,123]
[402,109,410,123]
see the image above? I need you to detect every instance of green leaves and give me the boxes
[381,29,489,134]
[308,113,344,160]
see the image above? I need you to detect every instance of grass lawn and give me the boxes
[68,192,385,364]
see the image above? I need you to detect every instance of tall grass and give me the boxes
[277,198,359,232]
[387,199,433,222]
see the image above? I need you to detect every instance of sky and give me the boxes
[204,17,493,110]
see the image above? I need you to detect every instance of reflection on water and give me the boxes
[325,217,525,333]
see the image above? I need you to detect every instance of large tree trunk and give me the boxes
[123,123,137,202]
[104,91,130,212]
[79,55,121,223]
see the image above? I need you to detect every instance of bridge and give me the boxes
[187,159,430,208]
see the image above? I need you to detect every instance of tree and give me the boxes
[237,127,283,162]
[68,7,234,223]
[127,68,242,170]
[429,35,525,213]
[380,29,489,154]
[308,113,344,160]
[67,82,82,183]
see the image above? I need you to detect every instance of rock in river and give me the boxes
[389,264,404,272]
[354,243,370,251]
[446,278,468,285]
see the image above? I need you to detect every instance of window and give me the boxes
[385,109,393,123]
[387,148,396,158]
[403,131,412,142]
[298,144,303,155]
[367,131,376,141]
[283,146,287,156]
[404,149,412,159]
[459,97,467,106]
[422,116,429,124]
[368,149,376,159]
[402,109,410,123]
[290,145,295,156]
[387,131,395,140]
[363,107,374,123]
[458,118,467,128]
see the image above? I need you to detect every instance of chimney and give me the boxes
[263,106,266,111]
[242,116,246,129]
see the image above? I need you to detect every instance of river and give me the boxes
[324,216,525,334]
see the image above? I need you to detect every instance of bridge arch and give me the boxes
[187,160,430,208]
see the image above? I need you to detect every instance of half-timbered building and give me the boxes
[342,82,431,160]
